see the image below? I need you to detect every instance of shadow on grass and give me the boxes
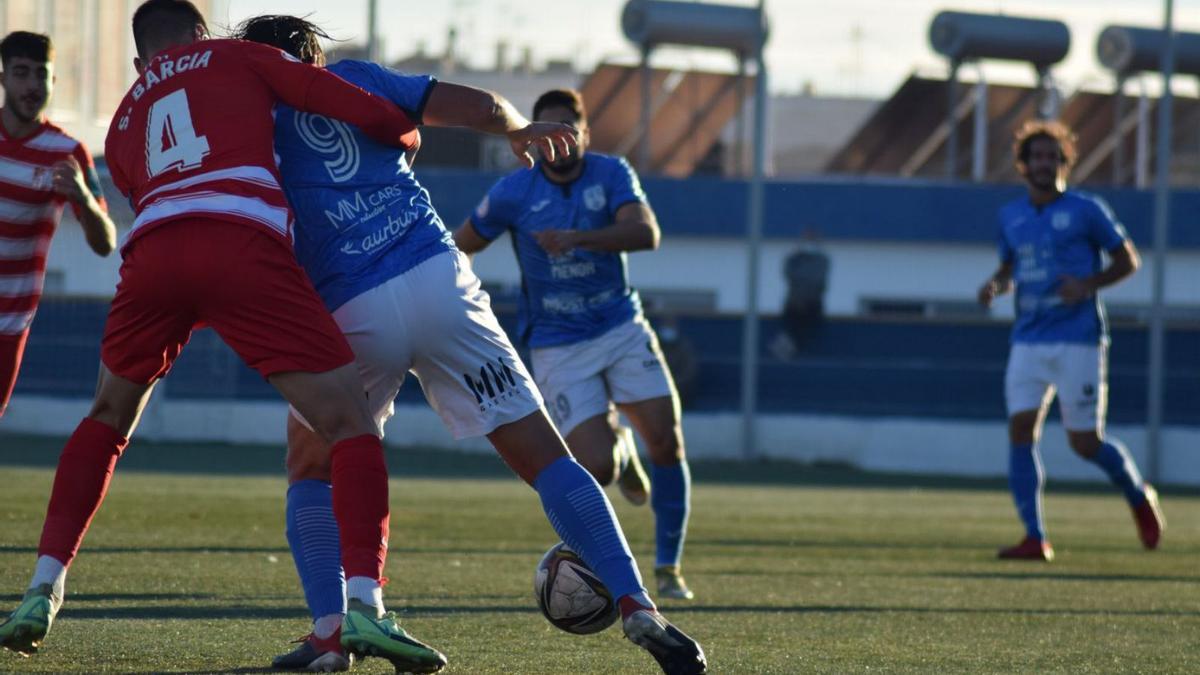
[663,604,1200,617]
[59,604,541,620]
[686,537,1200,557]
[0,545,543,557]
[10,432,1197,494]
[0,592,220,603]
[929,570,1200,584]
[54,601,1200,623]
[703,568,1200,584]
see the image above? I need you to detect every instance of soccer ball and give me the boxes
[533,542,619,635]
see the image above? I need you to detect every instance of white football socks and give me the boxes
[346,576,384,616]
[313,613,344,639]
[30,555,66,609]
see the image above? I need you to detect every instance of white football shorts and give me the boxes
[1004,342,1107,432]
[292,251,542,439]
[530,316,675,436]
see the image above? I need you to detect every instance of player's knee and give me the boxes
[86,398,132,434]
[574,451,617,486]
[286,446,332,484]
[642,425,684,463]
[1068,432,1102,458]
[305,406,376,443]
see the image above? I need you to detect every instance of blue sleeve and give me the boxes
[607,157,648,217]
[470,179,518,241]
[997,211,1014,264]
[339,60,436,124]
[1087,196,1129,252]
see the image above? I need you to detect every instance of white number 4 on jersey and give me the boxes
[146,89,211,177]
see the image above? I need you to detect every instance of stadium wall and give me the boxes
[16,176,1200,484]
[6,394,1199,487]
[6,304,1199,486]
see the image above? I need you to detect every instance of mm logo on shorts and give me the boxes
[463,357,519,410]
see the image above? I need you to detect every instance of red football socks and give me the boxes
[330,434,390,581]
[37,418,129,566]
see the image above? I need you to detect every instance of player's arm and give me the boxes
[1058,240,1140,305]
[534,202,660,256]
[1058,200,1141,305]
[422,82,576,167]
[52,154,116,256]
[978,262,1014,308]
[453,219,492,257]
[243,43,419,150]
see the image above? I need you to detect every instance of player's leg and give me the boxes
[999,343,1055,560]
[1,226,188,656]
[1060,344,1163,549]
[0,329,29,418]
[414,253,704,673]
[618,395,693,599]
[532,330,651,503]
[608,318,694,598]
[193,224,397,651]
[0,365,154,656]
[486,411,704,673]
[270,414,348,671]
[275,274,447,673]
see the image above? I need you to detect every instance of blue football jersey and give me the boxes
[273,59,454,311]
[470,154,648,348]
[997,190,1129,344]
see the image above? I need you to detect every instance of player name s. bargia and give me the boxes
[132,50,213,101]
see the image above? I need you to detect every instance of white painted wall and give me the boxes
[6,394,1197,487]
[467,234,1200,316]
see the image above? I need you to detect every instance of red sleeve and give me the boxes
[238,41,420,150]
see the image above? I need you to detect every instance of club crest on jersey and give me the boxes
[583,185,606,212]
[1052,211,1071,230]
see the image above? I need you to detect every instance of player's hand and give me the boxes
[405,132,422,168]
[508,122,579,168]
[977,279,999,307]
[1057,275,1093,305]
[50,156,88,205]
[535,229,579,256]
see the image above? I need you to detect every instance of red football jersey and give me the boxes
[0,120,105,335]
[104,39,418,251]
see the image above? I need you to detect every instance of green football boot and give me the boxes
[341,599,447,674]
[0,584,59,656]
[655,566,695,601]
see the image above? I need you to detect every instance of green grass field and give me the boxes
[1,434,1199,673]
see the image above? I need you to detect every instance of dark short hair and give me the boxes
[232,14,332,66]
[0,31,53,66]
[132,0,207,59]
[533,88,587,123]
[1013,119,1077,170]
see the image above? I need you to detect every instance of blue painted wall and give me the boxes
[418,169,1200,248]
[15,298,1200,426]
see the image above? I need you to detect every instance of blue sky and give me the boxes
[220,1,1197,97]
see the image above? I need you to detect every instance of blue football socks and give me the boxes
[1088,439,1147,507]
[533,457,645,601]
[1008,443,1045,541]
[650,460,691,568]
[285,480,346,622]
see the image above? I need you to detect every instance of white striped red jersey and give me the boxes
[103,39,419,253]
[0,120,104,335]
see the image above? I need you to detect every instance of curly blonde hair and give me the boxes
[1013,120,1077,172]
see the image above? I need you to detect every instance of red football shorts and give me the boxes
[100,220,354,384]
[0,329,29,417]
